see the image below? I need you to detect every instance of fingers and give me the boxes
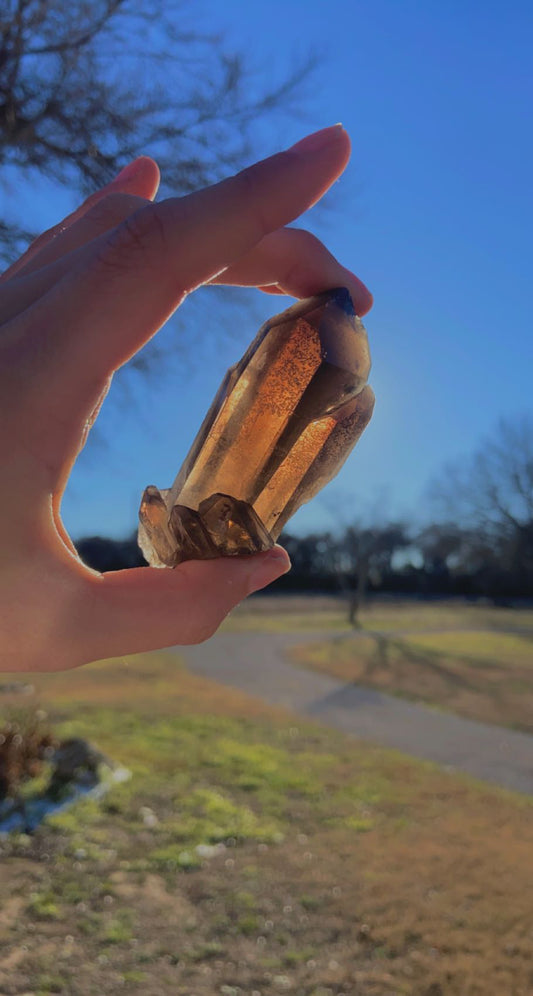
[29,126,352,387]
[12,192,151,277]
[0,156,160,283]
[0,217,373,332]
[212,227,373,316]
[0,193,149,328]
[73,547,291,664]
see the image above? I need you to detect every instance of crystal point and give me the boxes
[138,288,374,567]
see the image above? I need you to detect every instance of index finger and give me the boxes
[31,126,352,388]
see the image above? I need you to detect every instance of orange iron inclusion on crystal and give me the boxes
[138,287,375,567]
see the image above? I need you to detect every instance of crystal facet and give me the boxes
[139,287,375,567]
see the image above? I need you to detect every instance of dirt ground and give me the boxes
[0,640,533,995]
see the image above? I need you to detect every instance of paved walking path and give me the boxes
[178,631,533,796]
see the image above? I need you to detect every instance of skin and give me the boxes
[0,125,372,672]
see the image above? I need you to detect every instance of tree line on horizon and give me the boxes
[77,414,533,618]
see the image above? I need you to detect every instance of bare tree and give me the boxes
[428,414,533,593]
[0,0,314,264]
[339,522,410,625]
[416,523,464,576]
[321,490,410,623]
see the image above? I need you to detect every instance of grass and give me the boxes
[293,623,533,732]
[224,593,533,634]
[228,593,533,730]
[0,637,532,994]
[407,629,533,665]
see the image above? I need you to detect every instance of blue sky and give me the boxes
[32,0,532,540]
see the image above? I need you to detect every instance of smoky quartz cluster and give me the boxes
[139,288,374,567]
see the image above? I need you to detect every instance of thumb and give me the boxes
[79,547,291,664]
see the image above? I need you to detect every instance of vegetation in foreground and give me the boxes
[0,650,532,995]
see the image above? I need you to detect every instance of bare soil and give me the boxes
[0,646,532,995]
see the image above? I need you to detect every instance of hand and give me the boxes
[0,125,372,672]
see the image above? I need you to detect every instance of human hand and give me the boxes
[0,125,372,672]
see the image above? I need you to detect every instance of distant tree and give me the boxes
[344,523,411,626]
[428,414,533,596]
[415,522,466,591]
[279,532,338,590]
[0,0,314,265]
[76,533,146,572]
[339,522,410,625]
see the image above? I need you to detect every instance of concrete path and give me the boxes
[179,631,533,796]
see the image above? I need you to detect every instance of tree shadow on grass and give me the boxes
[361,632,507,699]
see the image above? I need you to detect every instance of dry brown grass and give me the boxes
[226,593,533,634]
[1,641,533,994]
[293,628,533,733]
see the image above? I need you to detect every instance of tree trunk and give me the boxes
[348,557,369,627]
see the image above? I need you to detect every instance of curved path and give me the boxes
[179,630,533,796]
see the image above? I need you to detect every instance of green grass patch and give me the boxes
[27,891,63,921]
[2,635,533,996]
[37,706,406,867]
[407,629,533,666]
[101,909,135,944]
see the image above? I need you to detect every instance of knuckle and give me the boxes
[92,201,167,276]
[283,227,326,262]
[235,166,269,240]
[289,227,324,252]
[279,228,333,289]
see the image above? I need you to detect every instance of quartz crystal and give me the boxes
[139,287,375,567]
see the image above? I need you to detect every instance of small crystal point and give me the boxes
[198,493,275,555]
[169,504,219,562]
[138,486,178,567]
[139,288,374,567]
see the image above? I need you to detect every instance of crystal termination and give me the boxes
[138,288,375,567]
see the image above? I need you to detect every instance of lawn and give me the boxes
[224,593,533,635]
[1,646,533,995]
[256,596,533,732]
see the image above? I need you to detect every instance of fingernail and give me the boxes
[247,548,291,594]
[289,124,345,155]
[111,158,145,184]
[343,268,374,315]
